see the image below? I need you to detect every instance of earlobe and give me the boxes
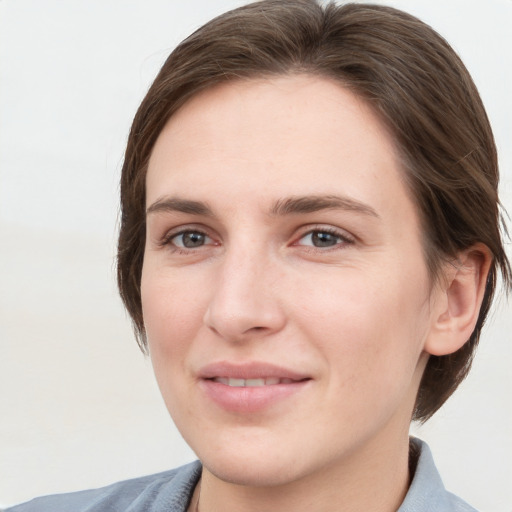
[424,244,493,357]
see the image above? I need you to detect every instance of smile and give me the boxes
[199,362,311,412]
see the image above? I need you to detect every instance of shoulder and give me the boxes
[4,461,202,512]
[398,438,478,512]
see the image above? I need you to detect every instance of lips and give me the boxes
[199,361,309,380]
[198,362,311,412]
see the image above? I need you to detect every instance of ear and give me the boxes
[424,244,493,357]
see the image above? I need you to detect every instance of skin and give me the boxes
[141,76,489,512]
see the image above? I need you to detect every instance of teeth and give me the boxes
[228,378,246,387]
[212,377,294,387]
[245,378,265,387]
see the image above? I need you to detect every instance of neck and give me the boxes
[194,428,412,512]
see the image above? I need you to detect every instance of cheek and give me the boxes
[141,267,206,366]
[140,269,208,428]
[294,265,431,385]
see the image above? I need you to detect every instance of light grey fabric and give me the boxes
[5,461,201,512]
[6,439,477,511]
[398,439,477,512]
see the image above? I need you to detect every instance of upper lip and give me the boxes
[198,361,310,381]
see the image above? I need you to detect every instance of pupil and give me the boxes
[312,231,338,247]
[183,232,204,247]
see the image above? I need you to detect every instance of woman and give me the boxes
[7,1,510,511]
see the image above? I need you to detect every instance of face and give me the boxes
[141,76,439,487]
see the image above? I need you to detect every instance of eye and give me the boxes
[169,230,212,249]
[296,228,353,249]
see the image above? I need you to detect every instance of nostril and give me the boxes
[245,326,267,334]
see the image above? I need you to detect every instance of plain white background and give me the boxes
[0,0,510,510]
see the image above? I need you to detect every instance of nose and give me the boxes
[203,248,286,342]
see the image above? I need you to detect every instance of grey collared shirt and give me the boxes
[398,439,477,511]
[4,439,477,512]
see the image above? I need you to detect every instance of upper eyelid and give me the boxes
[294,224,355,241]
[162,223,212,237]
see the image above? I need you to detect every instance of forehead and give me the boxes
[146,75,410,221]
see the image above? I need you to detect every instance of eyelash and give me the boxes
[160,228,213,254]
[159,225,355,254]
[294,226,355,251]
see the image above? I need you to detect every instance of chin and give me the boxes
[202,452,308,488]
[184,426,305,487]
[192,427,339,489]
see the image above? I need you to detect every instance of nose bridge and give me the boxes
[204,240,284,340]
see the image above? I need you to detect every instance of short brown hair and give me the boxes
[117,0,511,421]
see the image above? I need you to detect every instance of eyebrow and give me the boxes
[270,195,380,218]
[146,197,214,217]
[146,194,379,219]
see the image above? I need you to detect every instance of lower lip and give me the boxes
[199,379,310,413]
